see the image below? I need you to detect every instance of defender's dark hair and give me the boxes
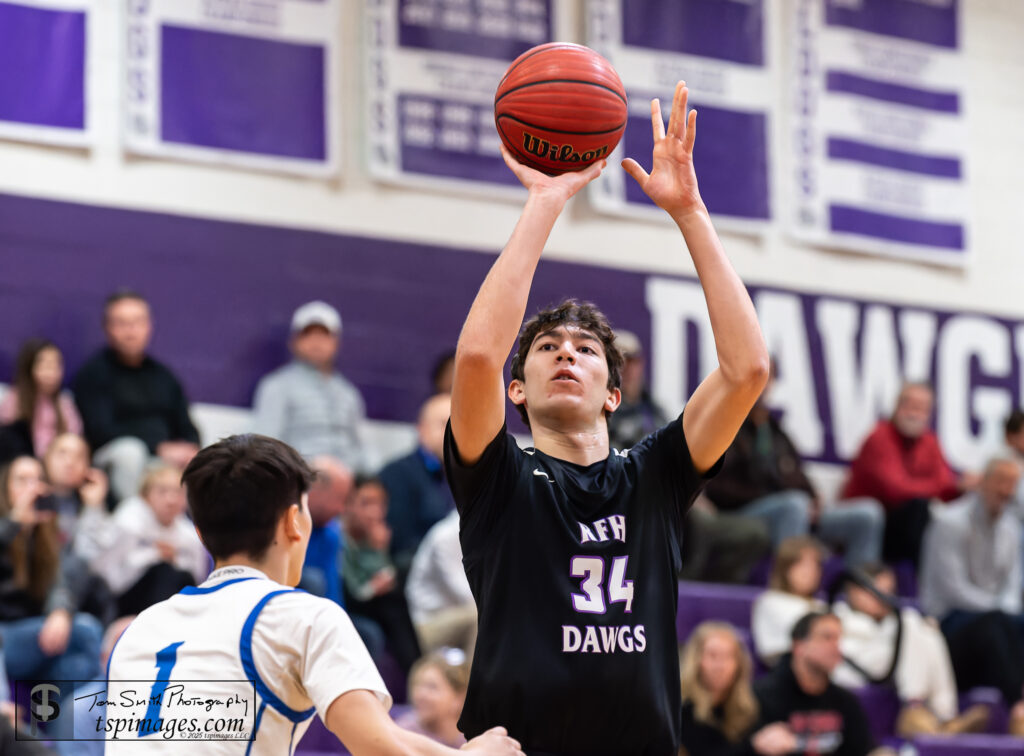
[1006,409,1024,437]
[103,289,149,323]
[790,611,839,643]
[509,299,624,427]
[182,434,314,561]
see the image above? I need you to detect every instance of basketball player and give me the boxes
[446,81,769,756]
[105,434,523,756]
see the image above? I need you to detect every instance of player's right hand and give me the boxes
[461,725,524,755]
[500,145,605,207]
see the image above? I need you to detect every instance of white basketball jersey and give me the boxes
[105,565,389,755]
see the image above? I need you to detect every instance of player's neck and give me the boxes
[532,423,610,466]
[213,553,290,585]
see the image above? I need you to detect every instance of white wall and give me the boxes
[2,0,1023,319]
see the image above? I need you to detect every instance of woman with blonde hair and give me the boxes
[679,621,759,755]
[751,535,827,665]
[396,648,470,747]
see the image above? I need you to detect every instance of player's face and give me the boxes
[411,665,463,729]
[512,326,620,430]
[698,631,739,701]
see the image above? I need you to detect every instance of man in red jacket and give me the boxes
[842,382,976,567]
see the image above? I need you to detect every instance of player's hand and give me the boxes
[500,145,606,207]
[38,609,72,656]
[622,81,705,222]
[79,467,109,508]
[751,722,798,756]
[461,725,524,755]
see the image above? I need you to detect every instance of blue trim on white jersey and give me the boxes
[245,701,268,756]
[288,719,299,755]
[180,577,259,595]
[239,588,317,724]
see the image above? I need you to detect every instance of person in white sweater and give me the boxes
[405,510,476,656]
[832,564,988,736]
[751,536,827,666]
[76,464,208,614]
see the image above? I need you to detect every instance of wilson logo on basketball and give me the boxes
[522,132,609,164]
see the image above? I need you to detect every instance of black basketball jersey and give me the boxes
[444,414,718,756]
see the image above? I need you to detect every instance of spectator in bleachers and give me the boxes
[42,433,109,544]
[920,455,1023,637]
[704,366,884,563]
[1002,408,1024,519]
[41,434,116,624]
[0,339,83,459]
[300,456,352,605]
[832,564,988,736]
[0,457,102,735]
[77,464,206,616]
[606,330,668,450]
[678,621,760,755]
[842,382,970,568]
[395,650,469,748]
[72,290,200,501]
[343,475,421,674]
[680,494,771,584]
[431,350,456,395]
[753,612,889,756]
[406,510,476,657]
[380,394,454,576]
[253,300,366,472]
[752,536,827,666]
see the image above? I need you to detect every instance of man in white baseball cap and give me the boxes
[253,301,366,473]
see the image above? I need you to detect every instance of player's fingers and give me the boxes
[684,109,697,154]
[621,158,648,186]
[483,726,508,736]
[577,158,606,184]
[650,98,665,141]
[669,82,687,140]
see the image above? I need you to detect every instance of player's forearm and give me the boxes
[457,191,565,367]
[675,208,768,387]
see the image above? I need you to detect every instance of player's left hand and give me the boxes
[622,81,706,221]
[501,145,606,208]
[38,609,72,656]
[461,725,524,755]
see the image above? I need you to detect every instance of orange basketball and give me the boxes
[494,43,627,176]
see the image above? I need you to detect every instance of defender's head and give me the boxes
[182,434,314,586]
[508,300,624,431]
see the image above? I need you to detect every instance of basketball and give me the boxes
[494,42,627,175]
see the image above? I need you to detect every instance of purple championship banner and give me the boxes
[790,0,968,264]
[364,0,553,194]
[1,190,1019,471]
[123,0,337,176]
[585,0,773,232]
[0,0,90,148]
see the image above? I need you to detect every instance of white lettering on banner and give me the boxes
[644,274,1022,471]
[817,301,902,459]
[756,291,825,457]
[898,310,940,384]
[937,317,1012,470]
[646,278,716,416]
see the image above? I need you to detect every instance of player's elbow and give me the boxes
[455,345,505,377]
[722,351,770,395]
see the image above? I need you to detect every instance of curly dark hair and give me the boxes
[509,299,624,427]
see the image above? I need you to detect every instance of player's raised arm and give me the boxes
[450,148,606,465]
[623,81,769,473]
